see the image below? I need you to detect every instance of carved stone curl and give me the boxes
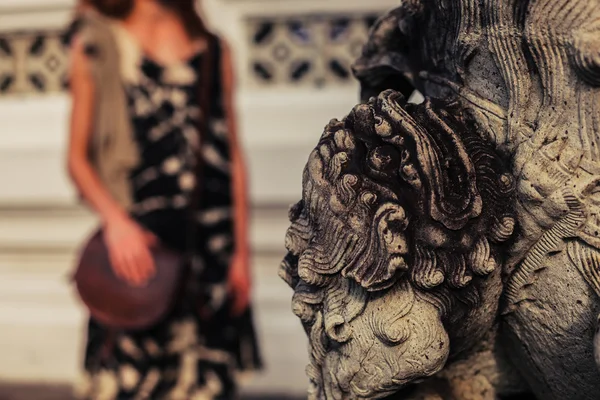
[282,0,600,399]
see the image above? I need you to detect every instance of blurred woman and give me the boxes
[66,0,262,398]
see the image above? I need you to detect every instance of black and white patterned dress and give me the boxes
[75,30,262,400]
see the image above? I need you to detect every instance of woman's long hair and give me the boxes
[80,0,212,39]
[159,0,212,39]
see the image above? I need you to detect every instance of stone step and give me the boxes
[0,383,305,400]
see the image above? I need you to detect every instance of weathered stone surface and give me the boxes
[281,0,600,399]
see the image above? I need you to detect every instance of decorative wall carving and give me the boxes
[247,14,378,88]
[0,31,69,95]
[0,12,379,96]
[282,0,600,399]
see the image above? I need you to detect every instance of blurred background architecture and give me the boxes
[0,0,397,397]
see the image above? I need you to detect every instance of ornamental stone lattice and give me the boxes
[280,0,600,399]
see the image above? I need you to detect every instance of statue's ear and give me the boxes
[413,101,483,230]
[379,93,483,230]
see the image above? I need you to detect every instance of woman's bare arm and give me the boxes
[67,37,155,285]
[222,41,250,258]
[221,40,252,314]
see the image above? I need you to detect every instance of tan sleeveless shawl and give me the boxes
[77,11,140,210]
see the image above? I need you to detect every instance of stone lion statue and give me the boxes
[281,0,600,399]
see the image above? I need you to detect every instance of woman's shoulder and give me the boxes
[66,17,97,80]
[66,10,123,54]
[69,11,141,83]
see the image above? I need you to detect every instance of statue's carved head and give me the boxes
[281,90,516,399]
[354,0,600,154]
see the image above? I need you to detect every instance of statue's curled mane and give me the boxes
[281,90,515,294]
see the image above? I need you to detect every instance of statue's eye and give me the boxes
[369,146,400,172]
[401,149,410,163]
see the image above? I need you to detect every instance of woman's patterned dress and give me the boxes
[74,29,262,400]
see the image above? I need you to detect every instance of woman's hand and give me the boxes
[103,213,157,287]
[228,250,251,316]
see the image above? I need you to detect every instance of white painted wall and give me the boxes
[0,88,365,205]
